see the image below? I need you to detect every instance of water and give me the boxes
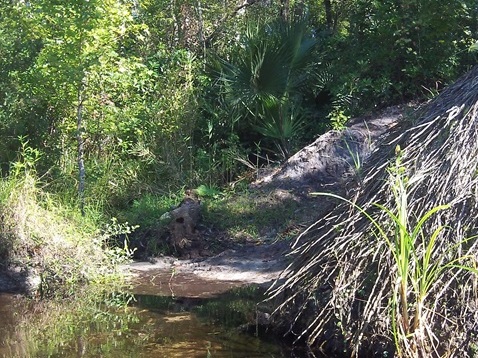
[0,272,288,357]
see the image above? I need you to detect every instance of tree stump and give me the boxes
[167,191,201,254]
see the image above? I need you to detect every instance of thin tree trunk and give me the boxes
[324,0,333,33]
[280,0,289,22]
[195,0,206,58]
[170,0,179,48]
[77,79,86,216]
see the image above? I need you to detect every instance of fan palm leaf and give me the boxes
[217,16,316,158]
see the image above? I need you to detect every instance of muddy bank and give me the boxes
[128,241,289,287]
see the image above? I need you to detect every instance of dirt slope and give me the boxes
[128,105,408,287]
[253,105,405,194]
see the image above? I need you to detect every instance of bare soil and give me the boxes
[127,105,408,291]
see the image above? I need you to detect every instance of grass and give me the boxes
[201,188,306,242]
[343,136,363,179]
[0,144,134,297]
[310,148,478,356]
[119,192,182,229]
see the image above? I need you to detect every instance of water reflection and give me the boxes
[0,278,287,357]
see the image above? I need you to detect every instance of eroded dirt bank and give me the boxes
[126,105,407,296]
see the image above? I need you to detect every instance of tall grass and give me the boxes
[0,142,133,297]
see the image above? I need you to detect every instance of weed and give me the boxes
[343,137,362,179]
[329,107,349,130]
[311,147,478,356]
[195,184,222,199]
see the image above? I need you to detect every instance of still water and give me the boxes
[0,272,289,357]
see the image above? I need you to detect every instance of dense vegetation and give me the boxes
[1,0,478,354]
[1,0,476,212]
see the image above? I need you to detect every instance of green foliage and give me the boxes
[0,0,477,288]
[195,184,221,199]
[0,142,134,297]
[318,0,477,111]
[195,88,248,184]
[328,107,349,130]
[120,192,181,230]
[216,16,318,159]
[97,218,138,267]
[1,0,475,210]
[10,137,42,178]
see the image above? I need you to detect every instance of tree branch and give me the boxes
[205,0,258,47]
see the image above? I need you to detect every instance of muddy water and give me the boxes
[0,293,22,357]
[0,273,288,357]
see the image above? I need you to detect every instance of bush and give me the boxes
[0,144,134,297]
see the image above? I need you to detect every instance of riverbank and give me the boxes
[0,103,407,358]
[128,239,289,283]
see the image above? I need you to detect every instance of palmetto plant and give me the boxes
[218,17,317,158]
[254,99,305,159]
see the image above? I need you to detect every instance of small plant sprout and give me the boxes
[343,136,362,179]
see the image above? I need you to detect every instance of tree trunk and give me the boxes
[77,79,86,216]
[324,0,333,33]
[280,0,290,22]
[170,0,179,48]
[195,0,206,57]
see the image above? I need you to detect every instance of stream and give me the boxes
[0,269,291,357]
